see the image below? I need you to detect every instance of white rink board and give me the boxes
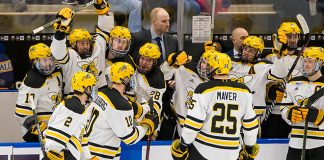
[142,143,289,160]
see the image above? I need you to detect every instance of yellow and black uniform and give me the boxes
[85,87,149,159]
[15,67,62,142]
[281,76,324,160]
[180,79,258,160]
[44,96,88,159]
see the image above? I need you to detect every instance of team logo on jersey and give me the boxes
[229,74,253,84]
[77,57,100,77]
[185,90,196,109]
[294,95,309,107]
[48,91,62,110]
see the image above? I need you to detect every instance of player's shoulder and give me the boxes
[195,79,251,94]
[288,76,309,83]
[254,59,273,65]
[183,61,199,75]
[23,69,47,88]
[98,87,132,111]
[63,96,85,114]
[145,67,166,89]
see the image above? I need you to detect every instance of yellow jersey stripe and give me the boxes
[184,118,203,130]
[124,129,139,144]
[70,136,82,153]
[89,145,119,156]
[46,130,69,143]
[242,119,259,128]
[197,133,240,147]
[203,86,249,94]
[291,129,324,137]
[15,108,33,116]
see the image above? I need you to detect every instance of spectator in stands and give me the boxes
[0,43,14,89]
[226,27,249,59]
[107,0,142,33]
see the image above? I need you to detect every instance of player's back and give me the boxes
[185,79,257,160]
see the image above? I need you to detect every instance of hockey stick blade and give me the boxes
[32,0,94,34]
[297,14,309,34]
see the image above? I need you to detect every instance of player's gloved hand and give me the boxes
[47,150,64,160]
[239,144,259,160]
[94,0,110,15]
[204,40,221,52]
[287,106,303,123]
[299,107,324,126]
[139,113,159,135]
[170,139,189,160]
[167,51,192,68]
[272,30,288,58]
[30,121,47,135]
[266,82,285,103]
[54,7,74,33]
[129,101,143,120]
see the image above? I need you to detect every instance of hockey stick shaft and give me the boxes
[285,14,310,81]
[32,0,94,34]
[30,98,47,158]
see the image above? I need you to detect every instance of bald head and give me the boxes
[231,28,249,50]
[150,7,170,36]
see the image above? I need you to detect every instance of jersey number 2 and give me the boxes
[211,103,238,135]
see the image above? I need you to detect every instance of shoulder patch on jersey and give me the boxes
[64,96,85,114]
[23,69,48,88]
[144,67,166,89]
[99,87,132,111]
[195,79,251,94]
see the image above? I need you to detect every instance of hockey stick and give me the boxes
[301,87,324,160]
[285,14,310,82]
[133,85,154,160]
[29,97,47,158]
[32,0,95,34]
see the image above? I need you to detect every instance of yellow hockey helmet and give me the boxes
[208,52,232,75]
[204,40,221,52]
[279,22,301,35]
[69,28,92,46]
[139,43,161,60]
[303,47,324,61]
[110,26,131,40]
[28,43,52,61]
[72,71,96,93]
[110,62,135,84]
[242,36,264,53]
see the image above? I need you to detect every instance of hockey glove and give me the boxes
[30,121,47,135]
[170,139,189,160]
[129,101,143,120]
[300,107,324,126]
[266,82,285,103]
[287,106,303,123]
[94,0,110,15]
[204,40,221,52]
[168,51,192,68]
[54,7,74,33]
[46,150,64,160]
[139,113,159,135]
[272,30,288,58]
[239,144,259,160]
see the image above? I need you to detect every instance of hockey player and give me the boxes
[160,49,221,136]
[50,0,112,96]
[15,43,62,142]
[43,71,97,160]
[261,20,302,138]
[85,62,159,159]
[171,53,259,160]
[104,26,136,87]
[281,47,324,160]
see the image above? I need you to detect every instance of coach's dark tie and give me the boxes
[154,37,164,62]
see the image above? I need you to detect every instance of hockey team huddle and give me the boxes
[13,0,324,160]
